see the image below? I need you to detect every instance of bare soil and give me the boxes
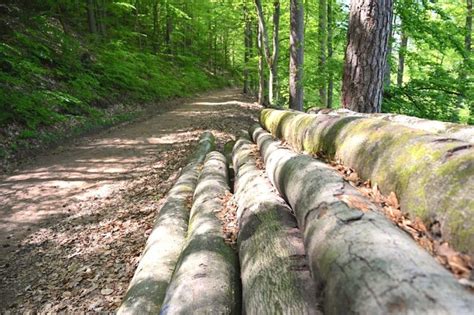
[0,89,259,313]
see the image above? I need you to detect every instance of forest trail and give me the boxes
[0,89,259,312]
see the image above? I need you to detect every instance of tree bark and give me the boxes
[251,125,474,314]
[342,0,393,113]
[257,23,266,105]
[243,6,251,95]
[327,0,333,108]
[289,0,305,111]
[306,108,474,143]
[397,24,408,87]
[318,0,327,107]
[161,152,239,314]
[254,0,280,105]
[86,0,97,34]
[260,108,474,255]
[118,133,215,315]
[232,137,320,315]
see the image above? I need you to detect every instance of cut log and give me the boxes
[160,151,240,314]
[306,108,474,143]
[118,132,215,315]
[232,137,320,315]
[260,108,474,255]
[251,126,474,314]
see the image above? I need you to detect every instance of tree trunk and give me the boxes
[327,0,333,108]
[243,6,251,94]
[251,125,474,314]
[384,15,395,88]
[397,24,408,87]
[318,0,327,107]
[270,1,280,105]
[306,108,474,143]
[152,0,159,53]
[161,152,240,314]
[260,108,474,256]
[289,0,305,111]
[342,0,393,113]
[86,0,97,34]
[232,137,320,315]
[118,132,215,315]
[257,23,266,105]
[254,0,280,105]
[460,0,472,116]
[165,2,172,54]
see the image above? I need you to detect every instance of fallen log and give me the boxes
[251,126,474,314]
[232,137,320,315]
[260,108,474,255]
[160,151,240,314]
[307,108,474,143]
[118,132,215,315]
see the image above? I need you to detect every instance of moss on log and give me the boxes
[232,137,320,315]
[260,109,474,255]
[251,126,474,314]
[118,132,215,315]
[160,151,240,314]
[307,108,474,143]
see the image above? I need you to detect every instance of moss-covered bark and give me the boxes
[251,126,474,314]
[161,152,240,314]
[260,109,474,255]
[307,108,474,143]
[232,137,320,315]
[118,132,215,315]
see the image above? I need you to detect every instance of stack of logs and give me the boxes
[118,109,474,315]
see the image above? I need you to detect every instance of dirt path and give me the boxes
[0,89,259,312]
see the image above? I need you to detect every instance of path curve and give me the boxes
[0,89,259,312]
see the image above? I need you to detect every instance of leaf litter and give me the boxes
[0,90,259,313]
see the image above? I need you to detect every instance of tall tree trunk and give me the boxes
[327,0,333,108]
[254,0,280,105]
[243,6,251,95]
[289,0,305,111]
[257,23,266,105]
[135,0,142,50]
[318,0,327,107]
[165,2,172,54]
[270,1,280,105]
[87,0,97,34]
[342,0,393,113]
[384,15,395,88]
[97,0,106,36]
[152,0,159,53]
[460,0,472,114]
[397,23,408,87]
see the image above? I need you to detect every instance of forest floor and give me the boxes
[0,88,259,313]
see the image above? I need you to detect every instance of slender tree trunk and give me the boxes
[165,2,172,54]
[289,0,305,111]
[270,1,280,105]
[327,0,333,108]
[257,23,266,105]
[87,0,97,34]
[460,0,472,114]
[254,0,280,105]
[243,7,251,94]
[98,0,106,36]
[342,0,393,113]
[152,0,159,53]
[135,0,142,50]
[318,0,327,107]
[397,23,408,87]
[384,15,395,88]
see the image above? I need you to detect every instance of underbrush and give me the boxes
[0,15,232,171]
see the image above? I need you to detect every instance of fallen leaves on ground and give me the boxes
[216,191,239,248]
[0,90,260,313]
[329,159,473,285]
